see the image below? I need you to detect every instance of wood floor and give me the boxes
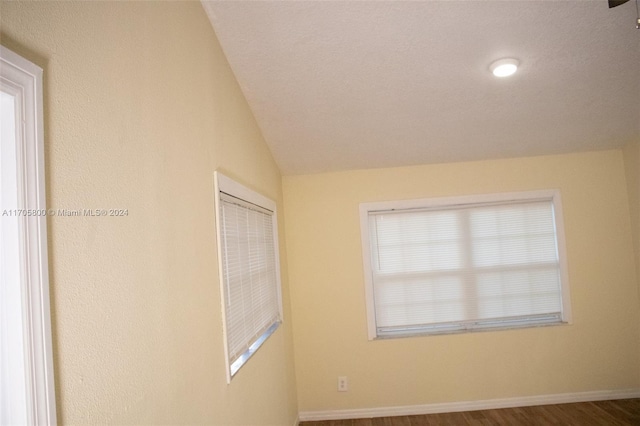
[300,399,640,425]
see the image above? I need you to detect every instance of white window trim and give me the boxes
[359,189,572,341]
[1,45,57,424]
[213,171,283,383]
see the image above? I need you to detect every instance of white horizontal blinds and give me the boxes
[470,201,561,322]
[369,199,562,336]
[219,193,280,364]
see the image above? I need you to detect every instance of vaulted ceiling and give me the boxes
[202,1,640,175]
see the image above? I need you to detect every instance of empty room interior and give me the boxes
[2,0,640,424]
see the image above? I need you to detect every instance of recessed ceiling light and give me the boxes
[490,58,519,77]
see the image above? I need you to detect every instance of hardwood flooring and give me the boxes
[300,398,640,425]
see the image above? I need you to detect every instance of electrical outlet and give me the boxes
[338,376,348,392]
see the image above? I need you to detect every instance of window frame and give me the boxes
[359,189,572,340]
[213,171,283,383]
[0,45,57,424]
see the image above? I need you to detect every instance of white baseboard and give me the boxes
[298,388,640,421]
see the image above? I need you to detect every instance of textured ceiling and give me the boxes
[202,1,640,175]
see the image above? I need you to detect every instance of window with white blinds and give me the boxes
[214,172,282,382]
[360,190,571,339]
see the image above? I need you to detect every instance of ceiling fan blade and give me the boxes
[609,0,631,8]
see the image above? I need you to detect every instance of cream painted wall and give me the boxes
[1,2,297,424]
[284,150,640,411]
[623,139,640,288]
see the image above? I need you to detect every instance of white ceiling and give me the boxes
[202,0,640,175]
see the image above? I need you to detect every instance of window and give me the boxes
[214,172,282,382]
[1,46,56,424]
[359,190,571,340]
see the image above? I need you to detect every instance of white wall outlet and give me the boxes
[337,376,348,392]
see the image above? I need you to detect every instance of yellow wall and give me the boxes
[623,139,640,287]
[1,2,297,424]
[283,150,640,411]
